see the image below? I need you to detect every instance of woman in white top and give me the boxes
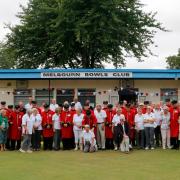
[52,107,61,150]
[19,109,33,153]
[143,106,155,150]
[112,108,125,150]
[160,106,171,149]
[73,108,84,150]
[135,108,145,149]
[31,108,42,151]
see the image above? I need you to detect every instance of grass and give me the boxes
[0,149,180,180]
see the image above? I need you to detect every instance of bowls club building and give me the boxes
[0,69,179,107]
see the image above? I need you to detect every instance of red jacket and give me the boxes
[10,111,24,140]
[105,110,115,138]
[42,110,54,138]
[60,110,74,139]
[170,108,180,137]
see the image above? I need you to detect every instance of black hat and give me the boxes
[64,104,69,109]
[8,105,13,109]
[171,100,178,105]
[15,105,20,109]
[71,102,75,107]
[44,104,49,109]
[86,110,91,116]
[1,101,6,105]
[165,99,171,102]
[103,101,108,105]
[107,104,113,109]
[32,101,37,104]
[58,104,63,107]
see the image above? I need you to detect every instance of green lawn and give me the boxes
[0,149,180,180]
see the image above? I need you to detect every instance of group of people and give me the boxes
[0,97,180,154]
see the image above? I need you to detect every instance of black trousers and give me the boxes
[32,130,41,150]
[136,130,145,148]
[6,138,11,150]
[154,126,162,146]
[62,138,74,150]
[105,138,114,149]
[171,137,179,149]
[43,137,53,150]
[11,139,21,150]
[114,126,121,148]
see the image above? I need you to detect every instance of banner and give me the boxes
[41,72,133,79]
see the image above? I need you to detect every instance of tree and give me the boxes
[166,49,180,69]
[6,0,165,68]
[0,42,16,69]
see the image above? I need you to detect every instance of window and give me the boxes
[14,89,32,105]
[78,89,96,107]
[35,89,53,106]
[160,88,178,102]
[56,89,75,104]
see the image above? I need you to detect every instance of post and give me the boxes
[48,79,51,105]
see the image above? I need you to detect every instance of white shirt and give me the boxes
[143,112,155,128]
[22,114,34,135]
[75,102,82,110]
[161,113,170,130]
[82,130,96,146]
[94,110,107,123]
[112,114,125,126]
[50,104,59,112]
[153,109,163,126]
[135,114,144,130]
[31,113,42,130]
[73,114,84,130]
[52,113,61,130]
[25,103,32,110]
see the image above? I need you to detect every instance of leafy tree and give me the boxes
[6,0,165,68]
[166,49,180,69]
[0,42,16,69]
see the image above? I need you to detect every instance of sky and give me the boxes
[0,0,180,69]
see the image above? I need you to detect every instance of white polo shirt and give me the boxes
[143,112,155,128]
[50,104,59,112]
[161,113,170,130]
[22,114,34,135]
[94,110,107,123]
[153,109,163,126]
[82,130,96,146]
[31,113,42,130]
[112,114,125,126]
[134,114,144,130]
[52,113,61,130]
[73,113,84,130]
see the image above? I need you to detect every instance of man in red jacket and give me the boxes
[105,104,115,149]
[123,104,136,148]
[60,104,74,150]
[169,100,180,149]
[42,104,54,150]
[82,110,97,136]
[9,105,24,150]
[6,105,14,150]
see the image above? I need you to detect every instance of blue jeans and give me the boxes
[144,127,154,148]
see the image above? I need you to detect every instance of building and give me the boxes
[0,69,179,106]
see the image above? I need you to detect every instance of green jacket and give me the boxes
[0,115,8,129]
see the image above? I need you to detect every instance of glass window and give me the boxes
[14,89,32,105]
[78,89,96,107]
[160,88,178,102]
[56,89,75,104]
[35,89,53,106]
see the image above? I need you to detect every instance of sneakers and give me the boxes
[27,150,33,153]
[19,148,26,153]
[151,147,155,150]
[74,146,78,151]
[145,147,149,150]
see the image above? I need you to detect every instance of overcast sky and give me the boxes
[0,0,180,69]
